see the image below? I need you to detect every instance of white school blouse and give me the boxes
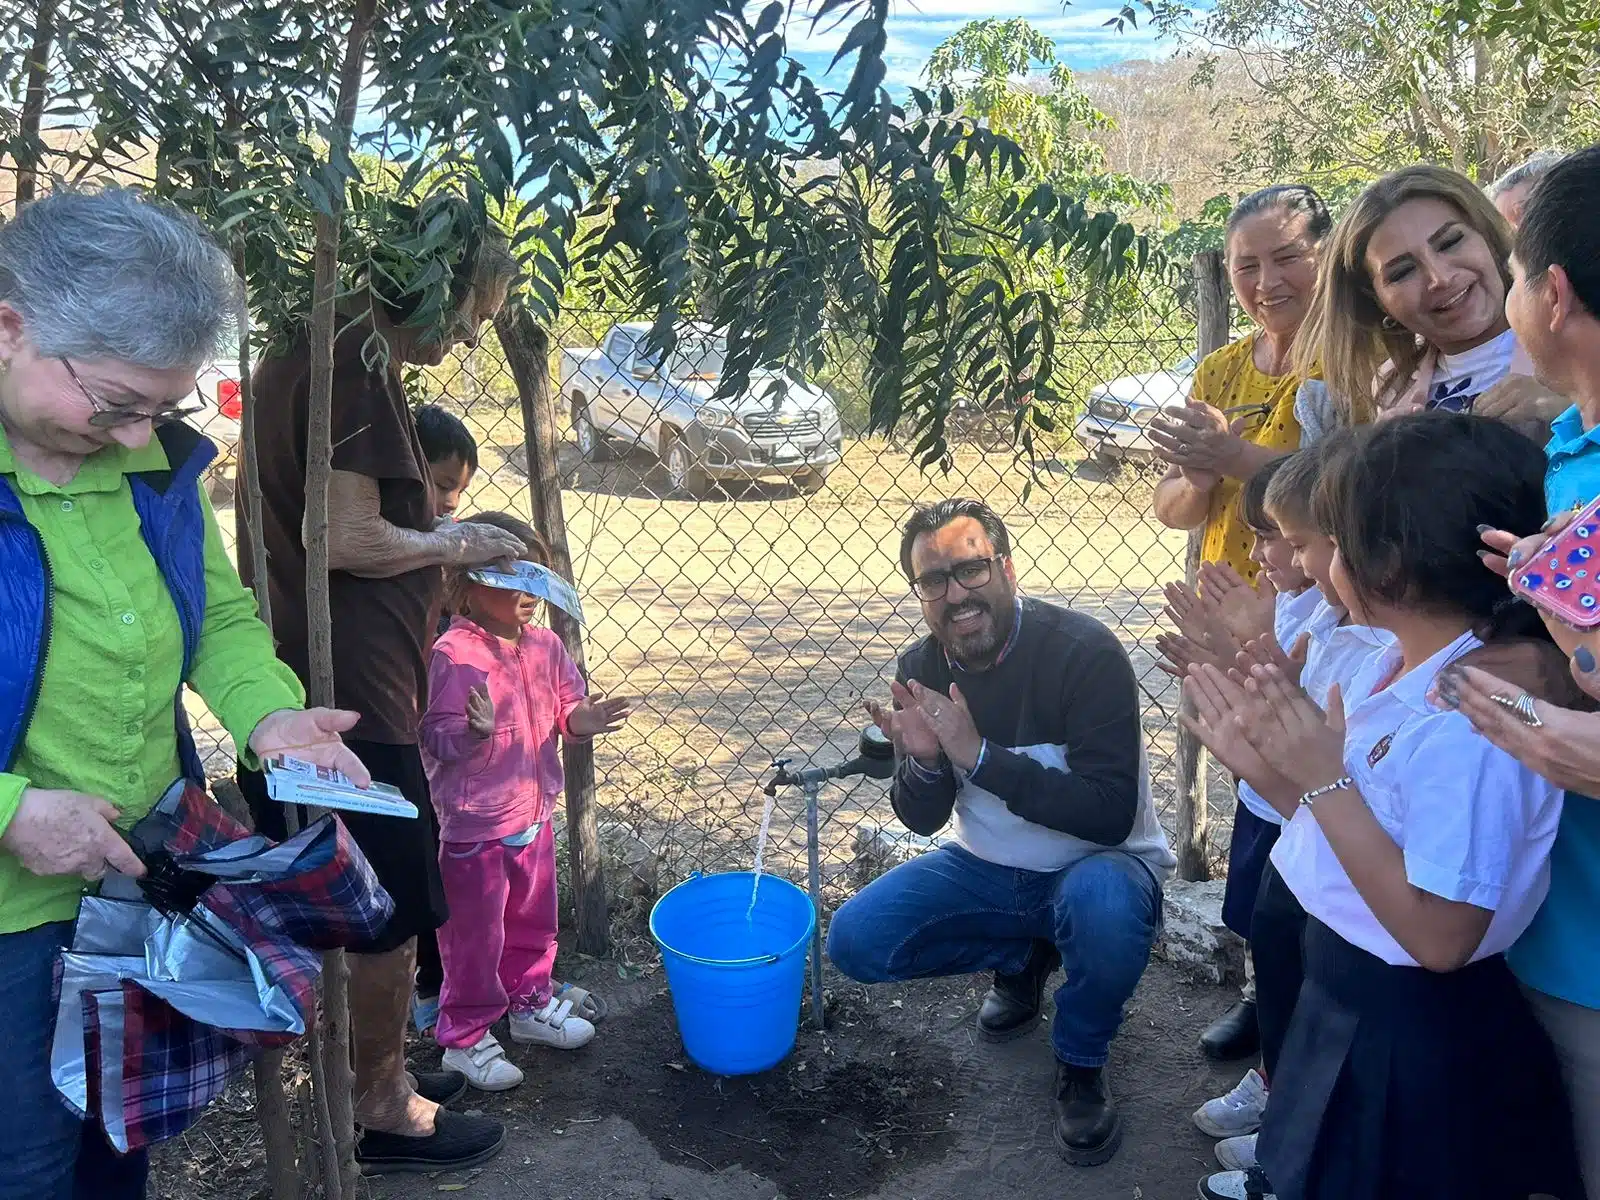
[1237,588,1335,827]
[1298,598,1395,712]
[1271,630,1565,966]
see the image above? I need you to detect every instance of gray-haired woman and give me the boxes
[0,189,368,1198]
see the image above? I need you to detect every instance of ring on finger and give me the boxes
[1512,692,1544,728]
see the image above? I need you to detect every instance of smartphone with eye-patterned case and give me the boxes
[1510,494,1600,628]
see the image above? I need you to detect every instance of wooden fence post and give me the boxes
[495,306,610,957]
[1174,249,1232,883]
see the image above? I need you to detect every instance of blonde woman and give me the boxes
[1151,185,1331,583]
[1291,165,1564,440]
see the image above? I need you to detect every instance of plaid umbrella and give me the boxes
[51,780,394,1152]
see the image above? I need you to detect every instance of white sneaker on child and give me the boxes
[509,996,595,1050]
[1193,1067,1268,1137]
[1196,1168,1275,1200]
[441,1032,524,1092]
[1215,1133,1258,1171]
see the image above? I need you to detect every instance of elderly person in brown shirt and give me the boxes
[239,202,526,1174]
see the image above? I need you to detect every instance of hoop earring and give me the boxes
[1380,315,1403,333]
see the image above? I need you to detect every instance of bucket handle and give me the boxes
[666,873,782,966]
[668,948,783,968]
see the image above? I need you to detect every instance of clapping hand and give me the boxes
[466,685,496,739]
[1180,665,1281,790]
[1155,631,1224,679]
[1235,632,1309,688]
[1149,400,1245,486]
[1199,561,1276,646]
[1160,580,1241,677]
[904,680,984,772]
[567,692,635,737]
[865,681,942,766]
[1234,664,1348,794]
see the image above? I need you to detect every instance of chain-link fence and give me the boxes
[184,276,1237,932]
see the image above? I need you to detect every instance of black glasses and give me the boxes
[61,358,206,429]
[910,555,1002,601]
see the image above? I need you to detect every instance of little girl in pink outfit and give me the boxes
[420,513,632,1091]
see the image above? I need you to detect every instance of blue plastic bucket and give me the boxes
[649,871,816,1076]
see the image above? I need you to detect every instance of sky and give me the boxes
[780,0,1174,93]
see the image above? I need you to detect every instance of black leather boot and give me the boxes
[1053,1062,1122,1166]
[1198,998,1260,1062]
[976,939,1060,1042]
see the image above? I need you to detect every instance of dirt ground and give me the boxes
[151,951,1249,1200]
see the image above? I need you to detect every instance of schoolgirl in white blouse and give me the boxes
[1186,412,1583,1200]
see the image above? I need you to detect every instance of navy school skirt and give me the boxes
[1222,793,1280,938]
[1249,861,1306,1081]
[1257,918,1583,1200]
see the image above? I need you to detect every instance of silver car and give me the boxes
[561,323,843,497]
[1072,351,1200,464]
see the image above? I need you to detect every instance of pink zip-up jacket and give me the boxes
[420,616,587,843]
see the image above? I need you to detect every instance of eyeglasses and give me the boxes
[61,358,206,429]
[910,555,1002,601]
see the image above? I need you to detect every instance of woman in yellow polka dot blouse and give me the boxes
[1151,186,1333,582]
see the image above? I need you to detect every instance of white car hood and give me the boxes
[1097,369,1191,408]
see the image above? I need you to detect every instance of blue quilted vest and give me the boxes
[0,422,216,783]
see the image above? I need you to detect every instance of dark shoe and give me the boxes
[1198,999,1260,1062]
[356,1109,506,1175]
[411,1067,468,1106]
[1053,1062,1122,1166]
[977,939,1060,1042]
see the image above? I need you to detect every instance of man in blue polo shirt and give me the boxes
[1496,145,1600,1196]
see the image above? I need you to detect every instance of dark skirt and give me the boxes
[1222,796,1280,938]
[1249,861,1306,1081]
[1257,918,1583,1200]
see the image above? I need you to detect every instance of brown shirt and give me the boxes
[240,320,441,744]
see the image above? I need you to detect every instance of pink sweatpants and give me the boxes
[434,820,558,1050]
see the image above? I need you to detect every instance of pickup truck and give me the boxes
[559,322,844,497]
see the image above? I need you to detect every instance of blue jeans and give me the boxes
[0,921,149,1200]
[827,844,1162,1066]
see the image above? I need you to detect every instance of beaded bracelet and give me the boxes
[1299,776,1353,808]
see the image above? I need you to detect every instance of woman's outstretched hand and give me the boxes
[249,707,371,787]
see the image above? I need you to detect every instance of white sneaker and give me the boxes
[1197,1168,1275,1199]
[508,996,596,1050]
[1193,1067,1267,1138]
[441,1032,524,1092]
[1215,1133,1258,1171]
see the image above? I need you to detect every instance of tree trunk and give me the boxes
[1174,249,1230,883]
[302,2,381,1195]
[234,245,301,1200]
[494,306,610,956]
[252,1051,298,1200]
[13,0,58,205]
